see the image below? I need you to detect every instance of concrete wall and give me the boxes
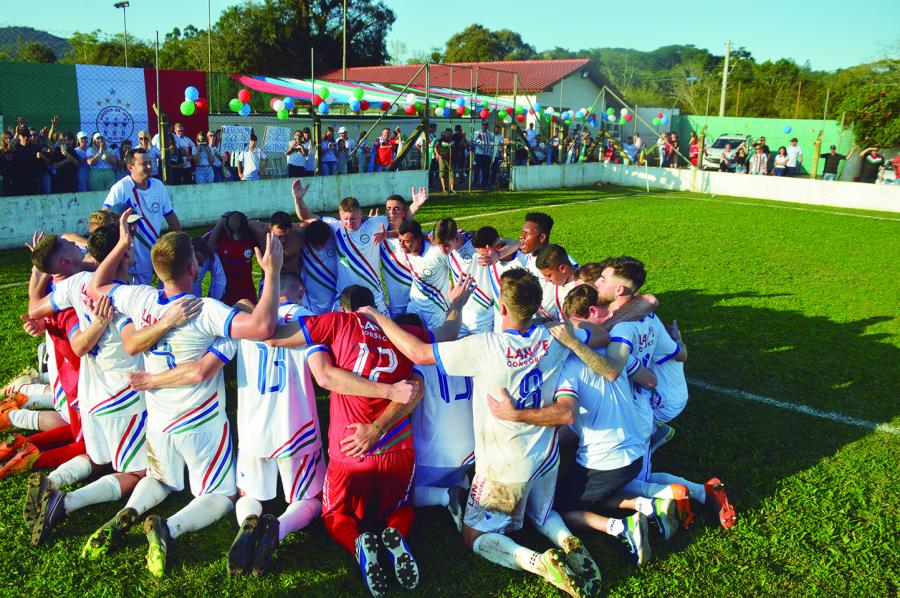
[0,170,427,249]
[510,163,900,213]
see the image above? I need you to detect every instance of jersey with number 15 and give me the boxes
[296,311,431,463]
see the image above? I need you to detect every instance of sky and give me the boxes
[6,0,898,72]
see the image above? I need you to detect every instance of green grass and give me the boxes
[0,186,898,597]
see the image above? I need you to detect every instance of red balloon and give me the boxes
[456,106,465,116]
[381,101,391,111]
[624,113,633,122]
[237,89,251,103]
[528,108,535,115]
[516,113,525,123]
[479,109,489,119]
[194,98,208,112]
[657,112,664,119]
[405,104,416,115]
[552,115,558,122]
[505,107,514,116]
[360,100,370,111]
[312,94,323,107]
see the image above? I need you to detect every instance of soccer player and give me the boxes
[102,148,181,285]
[267,282,470,597]
[361,269,609,598]
[82,210,285,577]
[437,218,494,336]
[190,237,226,300]
[470,226,524,333]
[397,220,451,329]
[300,219,339,314]
[26,224,200,546]
[645,319,689,452]
[535,244,580,321]
[378,192,429,318]
[207,211,265,306]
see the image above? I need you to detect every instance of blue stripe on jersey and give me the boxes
[610,336,633,351]
[223,308,239,338]
[297,317,313,345]
[655,342,680,365]
[208,345,231,364]
[432,344,447,375]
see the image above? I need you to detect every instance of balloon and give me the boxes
[661,115,669,125]
[350,99,361,111]
[194,98,208,112]
[620,107,629,116]
[179,100,196,116]
[283,97,295,110]
[516,113,525,123]
[479,109,489,119]
[657,112,664,119]
[319,87,330,100]
[576,110,585,121]
[624,113,633,122]
[381,101,391,111]
[455,97,465,107]
[239,104,251,117]
[404,104,415,115]
[619,117,626,125]
[606,107,615,116]
[277,109,290,120]
[505,107,514,116]
[353,87,365,100]
[415,101,423,111]
[273,99,285,112]
[457,106,466,116]
[360,100,370,111]
[237,89,251,103]
[184,86,200,101]
[533,102,542,113]
[312,94,323,107]
[783,125,792,134]
[437,99,446,108]
[406,93,416,105]
[565,118,573,126]
[653,117,661,126]
[229,98,242,112]
[318,102,330,115]
[269,98,279,110]
[442,107,451,118]
[528,108,535,115]
[607,114,616,123]
[435,107,443,116]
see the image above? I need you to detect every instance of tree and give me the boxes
[62,30,154,67]
[17,41,56,63]
[839,84,900,147]
[493,29,535,61]
[443,25,535,62]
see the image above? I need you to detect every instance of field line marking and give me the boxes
[688,378,900,436]
[0,282,27,290]
[669,193,900,222]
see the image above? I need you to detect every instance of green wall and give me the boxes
[674,115,853,176]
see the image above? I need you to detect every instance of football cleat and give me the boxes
[23,472,50,526]
[0,400,18,432]
[31,486,66,546]
[649,423,675,454]
[82,507,138,559]
[251,514,280,577]
[540,548,587,598]
[227,514,259,576]
[561,535,602,597]
[382,527,420,590]
[617,512,651,566]
[0,443,39,480]
[0,434,26,461]
[355,531,389,598]
[651,498,680,541]
[143,515,171,577]
[704,478,737,529]
[2,368,39,396]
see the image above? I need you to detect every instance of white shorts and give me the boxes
[650,362,688,424]
[82,411,148,473]
[145,416,237,497]
[463,466,558,534]
[237,448,325,503]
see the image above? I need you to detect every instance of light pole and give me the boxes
[342,0,347,80]
[114,1,130,67]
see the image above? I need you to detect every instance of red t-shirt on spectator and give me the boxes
[374,137,398,167]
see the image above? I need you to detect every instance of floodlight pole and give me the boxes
[114,1,130,67]
[342,0,347,80]
[718,40,730,117]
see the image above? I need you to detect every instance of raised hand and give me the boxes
[160,296,203,328]
[372,222,388,245]
[448,273,475,308]
[410,186,428,210]
[255,232,284,274]
[667,319,682,344]
[368,207,380,218]
[291,178,309,200]
[118,208,134,247]
[25,231,46,253]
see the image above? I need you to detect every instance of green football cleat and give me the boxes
[562,535,602,597]
[652,498,681,541]
[540,548,587,598]
[81,507,138,560]
[143,515,171,578]
[23,473,49,526]
[617,512,651,566]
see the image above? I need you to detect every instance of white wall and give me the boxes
[0,170,427,249]
[511,163,900,213]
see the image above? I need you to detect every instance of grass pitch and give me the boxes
[0,186,897,597]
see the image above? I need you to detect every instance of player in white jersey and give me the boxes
[26,224,202,546]
[361,269,609,598]
[397,220,451,329]
[379,193,429,317]
[535,244,580,321]
[643,316,689,452]
[300,220,339,315]
[468,226,526,333]
[433,219,493,337]
[516,213,581,316]
[102,148,181,285]
[82,210,286,576]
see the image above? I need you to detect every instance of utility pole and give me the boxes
[342,0,347,80]
[718,40,730,117]
[207,0,212,72]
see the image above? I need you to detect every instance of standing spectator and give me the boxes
[370,127,397,172]
[577,130,592,162]
[355,130,371,174]
[136,130,162,178]
[336,126,355,174]
[622,136,639,164]
[73,132,90,192]
[733,146,748,174]
[819,145,855,181]
[33,131,53,194]
[472,121,493,188]
[286,129,310,177]
[888,153,900,185]
[525,122,537,146]
[114,139,133,181]
[785,138,803,176]
[858,147,884,184]
[668,133,681,168]
[207,130,224,182]
[532,135,547,164]
[433,128,454,193]
[656,134,667,167]
[12,127,38,195]
[415,123,438,185]
[170,122,196,184]
[514,140,529,167]
[773,147,789,176]
[755,136,772,174]
[451,124,468,182]
[603,140,619,164]
[490,124,505,186]
[86,133,117,191]
[319,127,339,175]
[688,131,700,167]
[302,128,317,176]
[193,131,216,184]
[49,133,79,194]
[748,144,768,175]
[236,133,268,181]
[0,132,14,196]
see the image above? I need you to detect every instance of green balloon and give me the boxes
[229,98,242,112]
[437,99,446,108]
[277,109,289,120]
[180,100,196,116]
[653,117,661,126]
[319,87,330,100]
[415,101,423,110]
[353,87,364,100]
[606,107,615,116]
[619,117,626,125]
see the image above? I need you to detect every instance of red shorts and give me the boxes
[322,449,415,524]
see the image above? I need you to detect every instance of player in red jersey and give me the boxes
[269,278,474,597]
[207,211,265,306]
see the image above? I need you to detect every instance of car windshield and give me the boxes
[711,138,743,149]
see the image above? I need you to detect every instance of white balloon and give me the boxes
[273,99,285,111]
[620,107,629,115]
[406,93,416,105]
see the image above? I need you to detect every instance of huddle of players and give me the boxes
[4,183,736,598]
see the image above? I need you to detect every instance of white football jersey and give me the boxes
[103,177,174,280]
[301,240,339,315]
[648,314,688,419]
[486,253,525,333]
[556,351,651,471]
[380,236,412,315]
[406,239,451,329]
[51,272,145,417]
[449,238,494,336]
[609,316,658,372]
[411,365,475,469]
[543,279,578,322]
[108,285,239,432]
[521,251,579,322]
[222,303,326,458]
[434,325,590,483]
[324,215,387,312]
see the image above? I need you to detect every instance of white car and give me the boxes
[702,134,751,170]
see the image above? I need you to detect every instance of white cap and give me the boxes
[76,131,87,140]
[126,214,143,224]
[337,126,348,134]
[92,132,104,141]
